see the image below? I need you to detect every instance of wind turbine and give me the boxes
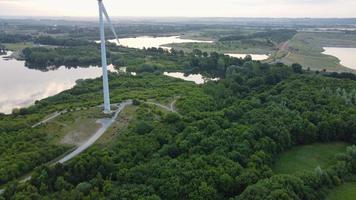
[97,0,120,113]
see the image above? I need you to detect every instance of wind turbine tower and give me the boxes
[98,0,120,113]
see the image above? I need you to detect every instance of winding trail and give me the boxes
[145,99,178,113]
[0,99,177,195]
[32,110,67,128]
[0,100,132,194]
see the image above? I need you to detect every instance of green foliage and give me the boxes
[0,122,68,184]
[134,121,154,135]
[220,29,297,44]
[34,36,92,46]
[22,46,101,69]
[0,33,32,43]
[273,143,348,175]
[21,44,245,77]
[325,176,356,200]
[1,45,356,200]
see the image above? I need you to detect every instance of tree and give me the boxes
[76,182,92,195]
[292,63,303,74]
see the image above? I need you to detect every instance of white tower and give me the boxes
[98,0,120,113]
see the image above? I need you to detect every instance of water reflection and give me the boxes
[0,52,115,114]
[163,72,219,85]
[107,36,213,49]
[322,47,356,70]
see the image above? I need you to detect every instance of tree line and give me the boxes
[1,54,355,199]
[219,29,297,44]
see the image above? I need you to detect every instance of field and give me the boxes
[273,142,348,175]
[3,42,35,51]
[174,30,356,73]
[168,39,275,54]
[278,32,356,73]
[326,176,356,200]
[37,106,106,146]
[177,29,356,73]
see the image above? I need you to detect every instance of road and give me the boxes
[0,99,177,195]
[0,100,132,195]
[267,39,292,64]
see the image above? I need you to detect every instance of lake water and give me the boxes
[225,53,269,61]
[0,52,115,114]
[163,72,219,85]
[107,36,271,62]
[322,47,356,70]
[107,36,213,49]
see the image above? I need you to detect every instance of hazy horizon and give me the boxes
[1,0,356,18]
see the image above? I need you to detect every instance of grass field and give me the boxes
[273,142,348,175]
[176,30,356,73]
[97,105,137,146]
[279,32,356,73]
[3,42,34,51]
[168,40,275,54]
[40,107,105,146]
[326,176,356,200]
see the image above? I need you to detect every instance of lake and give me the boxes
[107,36,213,49]
[163,72,219,85]
[225,53,269,61]
[322,47,356,70]
[0,52,115,114]
[107,36,269,61]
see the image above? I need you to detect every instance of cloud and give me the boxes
[0,0,355,17]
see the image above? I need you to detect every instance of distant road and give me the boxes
[267,39,292,64]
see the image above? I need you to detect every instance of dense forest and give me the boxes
[0,33,32,43]
[22,46,101,70]
[1,24,356,199]
[1,49,355,199]
[34,36,93,47]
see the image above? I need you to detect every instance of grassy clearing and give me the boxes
[3,42,34,51]
[273,142,348,175]
[97,98,175,147]
[168,40,274,54]
[326,176,356,200]
[97,105,137,146]
[40,107,104,146]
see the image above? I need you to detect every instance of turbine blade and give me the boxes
[101,3,120,46]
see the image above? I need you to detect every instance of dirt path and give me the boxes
[0,100,132,194]
[145,99,178,113]
[0,99,175,194]
[32,110,67,128]
[267,38,293,64]
[58,100,131,163]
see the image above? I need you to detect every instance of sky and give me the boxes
[0,0,356,18]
